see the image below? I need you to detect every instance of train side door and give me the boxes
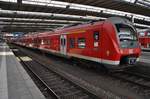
[60,35,67,55]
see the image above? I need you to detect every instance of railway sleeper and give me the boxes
[60,90,82,96]
[46,80,67,86]
[49,84,74,89]
[42,73,57,77]
[42,77,62,82]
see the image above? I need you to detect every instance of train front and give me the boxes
[108,17,141,67]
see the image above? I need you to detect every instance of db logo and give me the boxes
[129,49,133,54]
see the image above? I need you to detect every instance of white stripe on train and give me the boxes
[39,47,120,65]
[67,53,120,65]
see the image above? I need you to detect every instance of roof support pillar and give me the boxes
[17,0,22,4]
[134,0,138,4]
[131,16,134,24]
[0,22,4,39]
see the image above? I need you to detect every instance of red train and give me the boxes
[138,29,150,48]
[13,17,141,69]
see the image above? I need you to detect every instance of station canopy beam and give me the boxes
[0,18,81,24]
[0,0,149,26]
[17,0,22,4]
[0,0,149,32]
[2,27,54,32]
[54,0,150,16]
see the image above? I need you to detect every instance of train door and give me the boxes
[60,35,67,55]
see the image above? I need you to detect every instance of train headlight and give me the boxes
[136,57,140,61]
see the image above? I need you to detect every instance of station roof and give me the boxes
[54,0,150,16]
[0,0,149,33]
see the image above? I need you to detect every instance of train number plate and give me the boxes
[128,58,136,65]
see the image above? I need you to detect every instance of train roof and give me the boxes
[25,17,132,37]
[55,17,132,33]
[107,17,132,25]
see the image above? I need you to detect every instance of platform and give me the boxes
[139,58,150,64]
[142,48,150,52]
[0,43,45,99]
[140,51,150,64]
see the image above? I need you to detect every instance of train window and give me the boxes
[147,32,150,37]
[115,24,139,48]
[61,38,63,46]
[139,32,145,37]
[78,38,86,48]
[61,38,66,46]
[115,24,137,41]
[41,40,44,45]
[47,40,50,45]
[94,31,99,41]
[64,39,66,46]
[44,39,46,44]
[37,39,39,43]
[70,38,75,48]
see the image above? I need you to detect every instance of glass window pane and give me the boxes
[70,38,75,48]
[94,31,99,41]
[78,38,86,48]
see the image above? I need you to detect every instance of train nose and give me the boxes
[120,55,139,65]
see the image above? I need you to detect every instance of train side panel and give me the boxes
[66,25,102,62]
[37,35,60,53]
[101,22,121,65]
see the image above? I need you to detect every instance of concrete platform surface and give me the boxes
[0,43,45,99]
[140,51,150,64]
[142,48,150,52]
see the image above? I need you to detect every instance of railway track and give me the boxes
[111,71,150,96]
[112,71,150,88]
[13,48,99,99]
[18,55,58,99]
[73,57,150,96]
[11,44,150,98]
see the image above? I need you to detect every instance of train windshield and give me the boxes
[115,24,138,48]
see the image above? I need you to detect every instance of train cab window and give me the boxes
[94,31,99,41]
[69,38,75,48]
[147,32,150,37]
[115,24,138,48]
[139,32,145,37]
[78,38,86,48]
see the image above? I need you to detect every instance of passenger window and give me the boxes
[78,38,86,48]
[94,31,99,41]
[41,39,44,45]
[47,40,50,45]
[37,39,40,44]
[70,38,75,48]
